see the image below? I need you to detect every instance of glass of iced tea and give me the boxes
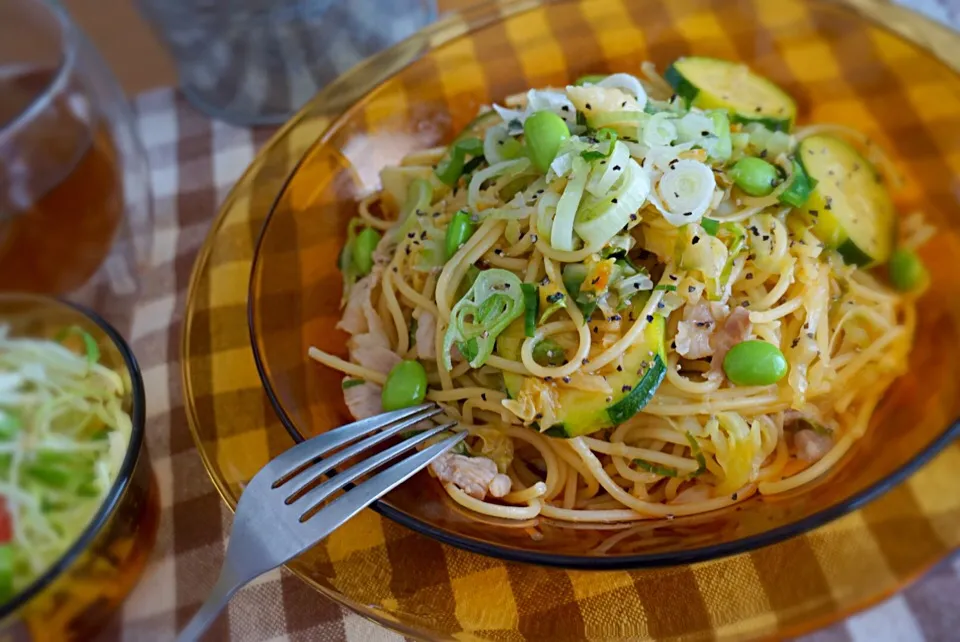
[0,0,151,321]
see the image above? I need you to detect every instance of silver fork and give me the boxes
[178,402,462,641]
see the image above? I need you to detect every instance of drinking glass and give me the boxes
[136,0,438,124]
[0,0,152,325]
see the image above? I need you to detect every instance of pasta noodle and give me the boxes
[310,60,927,525]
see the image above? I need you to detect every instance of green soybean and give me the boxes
[524,111,570,173]
[722,340,788,386]
[382,360,428,411]
[888,248,928,292]
[729,157,780,197]
[445,210,476,259]
[352,227,381,275]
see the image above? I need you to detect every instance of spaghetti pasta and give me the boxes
[310,59,928,525]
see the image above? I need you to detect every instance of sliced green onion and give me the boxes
[341,378,366,389]
[580,128,619,161]
[551,157,590,251]
[701,218,721,236]
[445,210,477,260]
[0,412,21,440]
[521,283,539,338]
[634,459,680,477]
[436,137,485,186]
[442,269,525,370]
[641,112,678,148]
[685,432,707,477]
[55,326,100,364]
[653,284,678,292]
[574,74,606,86]
[457,338,479,362]
[778,158,816,208]
[575,158,649,248]
[0,545,12,602]
[532,338,566,366]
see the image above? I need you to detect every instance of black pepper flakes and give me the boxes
[645,315,654,323]
[562,376,571,383]
[616,365,623,372]
[611,198,618,204]
[621,384,632,392]
[481,393,487,401]
[585,103,592,110]
[746,273,754,280]
[692,236,701,245]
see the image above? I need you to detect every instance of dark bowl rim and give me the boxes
[243,0,960,570]
[0,294,146,615]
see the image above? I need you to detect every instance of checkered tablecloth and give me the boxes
[93,78,960,642]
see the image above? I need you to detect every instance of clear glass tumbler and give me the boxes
[0,0,152,326]
[136,0,438,125]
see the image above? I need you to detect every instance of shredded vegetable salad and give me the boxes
[311,57,931,525]
[0,325,131,601]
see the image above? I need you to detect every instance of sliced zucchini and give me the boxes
[665,57,796,132]
[794,134,895,266]
[497,316,666,437]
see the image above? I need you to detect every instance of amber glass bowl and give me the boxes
[0,294,159,639]
[249,0,960,568]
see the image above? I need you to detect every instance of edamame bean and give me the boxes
[381,360,428,411]
[445,210,476,259]
[524,111,570,173]
[888,248,928,292]
[722,340,788,386]
[352,227,381,275]
[729,157,780,197]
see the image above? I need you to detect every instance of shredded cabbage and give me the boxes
[0,325,130,599]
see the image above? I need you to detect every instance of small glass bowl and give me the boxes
[0,294,159,640]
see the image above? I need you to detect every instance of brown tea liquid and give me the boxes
[0,69,123,295]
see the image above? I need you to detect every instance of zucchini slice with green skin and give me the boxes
[795,134,896,266]
[497,316,667,437]
[665,57,797,132]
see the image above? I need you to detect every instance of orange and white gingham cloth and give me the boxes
[98,81,960,642]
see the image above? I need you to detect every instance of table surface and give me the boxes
[58,1,960,640]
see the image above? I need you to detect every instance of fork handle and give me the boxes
[177,566,242,642]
